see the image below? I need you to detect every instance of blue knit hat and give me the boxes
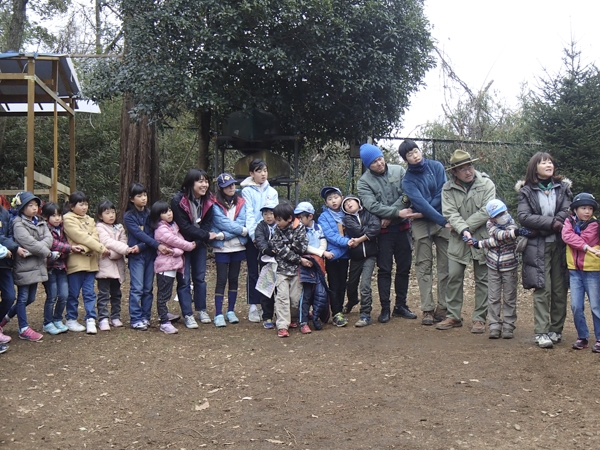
[486,199,507,218]
[14,191,41,214]
[360,144,383,168]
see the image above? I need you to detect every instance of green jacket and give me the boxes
[357,164,410,226]
[442,171,496,264]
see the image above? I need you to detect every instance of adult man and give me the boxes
[357,143,417,323]
[436,149,496,333]
[399,140,451,326]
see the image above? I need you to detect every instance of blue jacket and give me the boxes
[123,208,160,254]
[317,206,350,260]
[0,206,18,269]
[210,199,248,249]
[240,177,278,241]
[401,158,448,227]
[299,256,330,325]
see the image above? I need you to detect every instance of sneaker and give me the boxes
[436,317,463,330]
[184,315,198,329]
[355,316,372,327]
[142,318,150,327]
[0,329,11,343]
[263,319,275,329]
[19,327,43,341]
[42,323,61,335]
[167,312,180,323]
[471,321,486,334]
[378,308,391,323]
[0,315,9,329]
[421,311,434,326]
[392,305,417,319]
[86,318,97,334]
[332,312,348,327]
[502,328,514,339]
[131,321,148,331]
[65,319,86,332]
[197,310,211,324]
[109,318,123,328]
[433,306,447,323]
[300,323,312,334]
[0,343,7,354]
[160,321,179,334]
[289,321,299,328]
[489,328,501,339]
[53,321,69,333]
[214,314,226,327]
[226,311,239,324]
[573,338,589,350]
[535,333,553,348]
[277,328,289,338]
[548,331,562,344]
[98,318,110,331]
[593,340,600,353]
[312,316,323,330]
[342,302,358,314]
[248,308,261,323]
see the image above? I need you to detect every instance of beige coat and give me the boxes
[63,212,106,274]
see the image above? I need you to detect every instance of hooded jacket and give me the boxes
[210,197,248,251]
[63,211,106,274]
[341,196,381,260]
[317,206,350,260]
[96,221,129,282]
[240,177,278,241]
[12,215,52,285]
[442,170,496,265]
[516,178,572,289]
[154,220,195,274]
[561,214,600,272]
[476,216,519,272]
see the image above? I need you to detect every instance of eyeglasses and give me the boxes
[456,163,474,173]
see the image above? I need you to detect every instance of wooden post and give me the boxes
[26,57,35,192]
[69,98,76,192]
[52,97,59,202]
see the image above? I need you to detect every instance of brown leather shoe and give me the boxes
[435,317,462,330]
[433,306,447,322]
[471,321,486,334]
[421,311,434,326]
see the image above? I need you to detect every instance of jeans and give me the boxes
[128,252,155,324]
[43,268,69,325]
[377,230,412,310]
[245,242,261,305]
[8,283,37,330]
[0,268,16,320]
[181,245,207,316]
[97,278,122,321]
[569,270,600,341]
[66,271,98,321]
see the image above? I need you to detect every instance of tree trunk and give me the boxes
[196,109,211,171]
[119,94,160,219]
[5,0,28,51]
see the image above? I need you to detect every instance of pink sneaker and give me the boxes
[300,324,312,334]
[19,327,43,342]
[98,319,110,331]
[0,329,11,344]
[160,322,178,334]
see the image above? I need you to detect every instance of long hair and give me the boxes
[215,185,239,209]
[149,200,170,229]
[180,169,210,198]
[524,152,564,185]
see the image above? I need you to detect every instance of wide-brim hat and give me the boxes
[446,149,479,171]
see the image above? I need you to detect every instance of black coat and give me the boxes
[342,208,381,261]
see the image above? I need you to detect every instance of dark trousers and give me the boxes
[300,283,314,324]
[245,242,261,305]
[97,278,122,321]
[326,258,349,316]
[0,268,16,320]
[377,230,412,310]
[258,261,275,320]
[157,272,184,323]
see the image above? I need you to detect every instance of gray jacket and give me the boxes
[516,179,572,290]
[12,216,52,286]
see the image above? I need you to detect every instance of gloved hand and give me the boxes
[48,251,61,261]
[462,235,470,243]
[516,228,532,237]
[551,219,564,233]
[470,238,480,249]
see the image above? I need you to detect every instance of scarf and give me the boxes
[329,208,345,224]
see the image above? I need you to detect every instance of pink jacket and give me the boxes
[562,216,600,271]
[154,220,195,274]
[96,222,129,282]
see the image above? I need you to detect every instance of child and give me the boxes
[63,191,110,334]
[341,195,381,327]
[150,201,196,334]
[96,200,131,330]
[254,199,278,329]
[124,183,172,330]
[561,193,600,351]
[41,202,83,335]
[317,186,351,327]
[210,173,248,327]
[241,159,278,322]
[269,202,308,337]
[7,192,54,341]
[469,199,531,339]
[295,201,333,333]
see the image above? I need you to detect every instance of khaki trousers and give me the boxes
[274,273,301,330]
[446,258,488,322]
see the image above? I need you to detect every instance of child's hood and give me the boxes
[341,195,363,215]
[240,176,269,190]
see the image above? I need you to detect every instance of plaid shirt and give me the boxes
[47,224,72,271]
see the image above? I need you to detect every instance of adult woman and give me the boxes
[171,169,217,328]
[517,152,572,349]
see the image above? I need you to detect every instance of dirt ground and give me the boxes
[1,261,599,450]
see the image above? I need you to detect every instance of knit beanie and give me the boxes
[398,140,419,161]
[359,144,383,168]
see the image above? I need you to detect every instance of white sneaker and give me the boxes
[536,333,553,348]
[547,331,562,344]
[98,318,110,331]
[197,310,211,324]
[184,315,199,329]
[65,319,85,332]
[248,308,261,323]
[86,318,97,334]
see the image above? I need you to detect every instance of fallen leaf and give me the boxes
[265,439,284,444]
